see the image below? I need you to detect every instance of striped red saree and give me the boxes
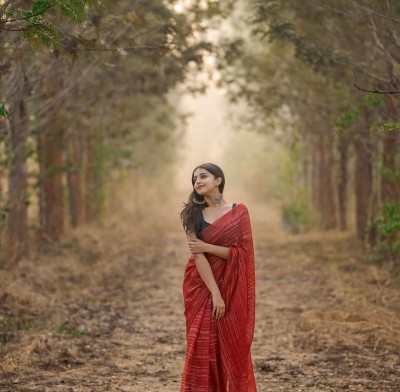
[180,203,257,392]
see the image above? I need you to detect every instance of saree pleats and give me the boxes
[181,204,257,392]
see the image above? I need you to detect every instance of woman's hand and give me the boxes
[212,291,225,319]
[188,238,209,254]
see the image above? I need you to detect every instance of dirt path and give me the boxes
[1,203,399,391]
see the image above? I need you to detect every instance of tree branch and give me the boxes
[354,84,400,94]
[353,70,400,94]
[0,44,169,53]
[1,2,56,24]
[349,0,400,24]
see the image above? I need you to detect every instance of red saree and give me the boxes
[180,203,257,392]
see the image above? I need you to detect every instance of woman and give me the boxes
[180,163,257,392]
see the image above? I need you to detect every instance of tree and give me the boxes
[220,0,400,245]
[0,0,229,262]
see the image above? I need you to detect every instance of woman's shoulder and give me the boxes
[233,202,249,212]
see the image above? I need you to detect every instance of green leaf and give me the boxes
[58,1,86,24]
[0,104,10,118]
[31,0,50,19]
[21,24,64,49]
[333,110,359,129]
[362,92,384,108]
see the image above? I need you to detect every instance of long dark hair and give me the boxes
[180,163,225,239]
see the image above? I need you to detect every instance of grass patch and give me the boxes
[57,322,86,337]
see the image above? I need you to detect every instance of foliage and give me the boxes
[378,202,400,236]
[276,140,318,233]
[280,195,317,234]
[333,93,384,130]
[362,93,384,109]
[0,104,10,118]
[0,0,105,117]
[333,110,359,130]
[221,1,400,255]
[374,122,400,134]
[0,1,105,48]
[0,0,226,262]
[250,1,400,90]
[368,202,400,269]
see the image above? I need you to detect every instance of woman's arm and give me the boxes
[186,233,225,319]
[188,238,230,260]
[191,252,220,295]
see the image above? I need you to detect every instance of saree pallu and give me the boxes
[180,203,257,392]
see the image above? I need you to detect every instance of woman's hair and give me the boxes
[180,163,225,239]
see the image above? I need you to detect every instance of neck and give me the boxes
[204,195,226,208]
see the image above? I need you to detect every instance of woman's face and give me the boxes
[193,168,221,196]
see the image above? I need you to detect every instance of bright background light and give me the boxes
[174,3,184,14]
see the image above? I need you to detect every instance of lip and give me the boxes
[196,185,204,190]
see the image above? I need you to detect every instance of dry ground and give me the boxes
[1,202,400,391]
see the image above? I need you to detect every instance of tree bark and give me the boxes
[7,65,29,261]
[311,137,320,213]
[66,133,84,228]
[316,132,337,230]
[380,97,400,203]
[0,129,5,252]
[84,134,105,222]
[353,113,374,242]
[37,55,66,242]
[337,131,349,231]
[38,122,64,242]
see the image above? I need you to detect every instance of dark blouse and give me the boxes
[200,203,237,231]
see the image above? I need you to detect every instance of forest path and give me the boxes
[1,202,400,391]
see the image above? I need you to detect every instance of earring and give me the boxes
[193,194,205,204]
[211,193,223,202]
[211,186,223,202]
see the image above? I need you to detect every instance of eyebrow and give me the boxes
[193,172,208,179]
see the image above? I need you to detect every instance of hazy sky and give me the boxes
[176,87,231,192]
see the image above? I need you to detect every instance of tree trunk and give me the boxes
[380,97,400,203]
[37,55,66,242]
[317,132,337,230]
[353,113,374,242]
[7,66,29,262]
[311,137,320,214]
[337,131,349,231]
[301,144,311,194]
[38,122,64,242]
[0,132,5,253]
[66,133,84,228]
[84,134,105,222]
